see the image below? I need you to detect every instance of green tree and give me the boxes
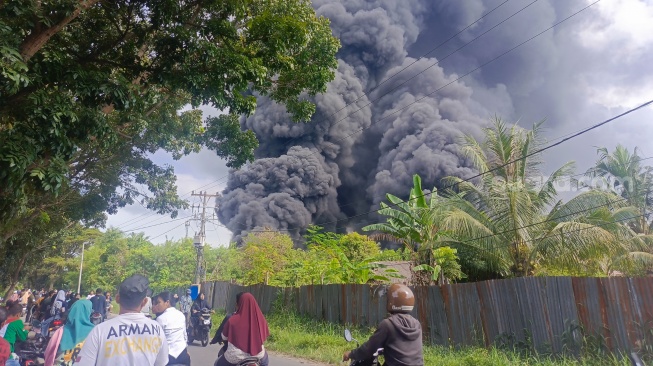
[240,230,295,285]
[440,119,637,277]
[586,145,653,234]
[0,0,339,249]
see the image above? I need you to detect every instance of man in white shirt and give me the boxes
[152,291,191,365]
[73,275,169,366]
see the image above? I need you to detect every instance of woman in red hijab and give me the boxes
[214,292,270,366]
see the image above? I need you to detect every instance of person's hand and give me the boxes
[24,324,32,331]
[342,351,351,361]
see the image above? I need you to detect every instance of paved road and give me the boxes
[186,342,330,366]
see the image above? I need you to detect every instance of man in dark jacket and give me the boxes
[90,288,107,321]
[343,284,423,366]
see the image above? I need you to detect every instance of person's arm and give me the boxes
[211,314,232,344]
[72,327,99,365]
[347,321,390,361]
[10,321,29,342]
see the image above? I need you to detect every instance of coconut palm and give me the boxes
[439,118,637,276]
[586,145,653,234]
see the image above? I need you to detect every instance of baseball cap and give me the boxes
[119,274,149,302]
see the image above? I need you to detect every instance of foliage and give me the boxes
[413,246,466,283]
[0,0,340,258]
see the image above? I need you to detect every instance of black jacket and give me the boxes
[350,313,423,366]
[90,295,107,315]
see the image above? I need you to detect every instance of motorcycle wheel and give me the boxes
[201,331,209,347]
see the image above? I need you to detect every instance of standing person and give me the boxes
[152,292,190,365]
[179,290,193,327]
[0,308,11,366]
[2,303,32,366]
[171,293,179,308]
[89,289,107,321]
[214,293,269,366]
[44,300,94,366]
[73,275,168,366]
[342,284,424,366]
[104,292,113,315]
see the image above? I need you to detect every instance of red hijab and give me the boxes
[223,293,269,355]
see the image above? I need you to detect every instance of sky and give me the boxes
[105,0,653,246]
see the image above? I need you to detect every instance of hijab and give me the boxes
[193,294,209,310]
[59,300,94,352]
[223,293,269,355]
[55,290,66,303]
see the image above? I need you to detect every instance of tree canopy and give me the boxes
[0,0,340,258]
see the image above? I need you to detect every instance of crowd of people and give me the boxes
[0,276,274,366]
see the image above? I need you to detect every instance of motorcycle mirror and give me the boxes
[344,329,353,342]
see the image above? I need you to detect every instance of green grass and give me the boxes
[224,310,634,366]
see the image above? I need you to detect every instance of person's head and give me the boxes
[151,292,172,315]
[8,302,22,317]
[116,274,150,313]
[386,284,415,314]
[75,293,81,299]
[95,288,102,295]
[5,300,14,309]
[235,292,245,311]
[173,293,179,299]
[105,291,111,297]
[197,293,205,301]
[186,289,191,295]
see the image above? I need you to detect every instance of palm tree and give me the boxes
[586,145,653,234]
[439,118,636,276]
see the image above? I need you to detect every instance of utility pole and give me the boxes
[77,241,88,294]
[190,191,220,284]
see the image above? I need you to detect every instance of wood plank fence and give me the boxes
[188,277,653,355]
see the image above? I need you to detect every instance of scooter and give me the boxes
[343,329,383,366]
[187,308,212,347]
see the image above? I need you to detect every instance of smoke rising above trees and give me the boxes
[217,0,653,244]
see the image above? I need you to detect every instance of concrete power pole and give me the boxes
[190,191,220,284]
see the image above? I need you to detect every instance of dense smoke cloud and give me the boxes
[217,0,653,244]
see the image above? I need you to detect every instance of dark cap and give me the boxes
[119,274,149,301]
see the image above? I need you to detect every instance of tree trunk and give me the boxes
[3,250,28,299]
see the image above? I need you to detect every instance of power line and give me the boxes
[149,221,187,241]
[281,0,516,149]
[217,0,604,234]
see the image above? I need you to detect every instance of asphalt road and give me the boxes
[186,342,330,366]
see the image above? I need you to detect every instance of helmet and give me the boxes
[386,284,415,314]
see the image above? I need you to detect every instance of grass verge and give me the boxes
[250,310,634,366]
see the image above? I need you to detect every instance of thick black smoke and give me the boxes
[217,0,653,243]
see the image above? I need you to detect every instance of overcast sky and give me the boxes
[105,0,653,246]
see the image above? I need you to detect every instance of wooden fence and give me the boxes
[197,277,653,355]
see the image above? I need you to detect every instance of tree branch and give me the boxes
[20,0,101,62]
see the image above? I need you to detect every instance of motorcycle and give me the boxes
[343,329,383,366]
[212,351,261,366]
[90,311,103,325]
[15,320,47,366]
[187,308,212,347]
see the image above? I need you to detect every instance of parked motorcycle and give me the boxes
[187,308,212,347]
[212,354,261,366]
[343,329,383,366]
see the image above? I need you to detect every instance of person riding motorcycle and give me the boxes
[343,284,424,366]
[190,293,210,329]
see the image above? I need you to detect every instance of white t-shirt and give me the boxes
[73,312,169,366]
[155,307,187,358]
